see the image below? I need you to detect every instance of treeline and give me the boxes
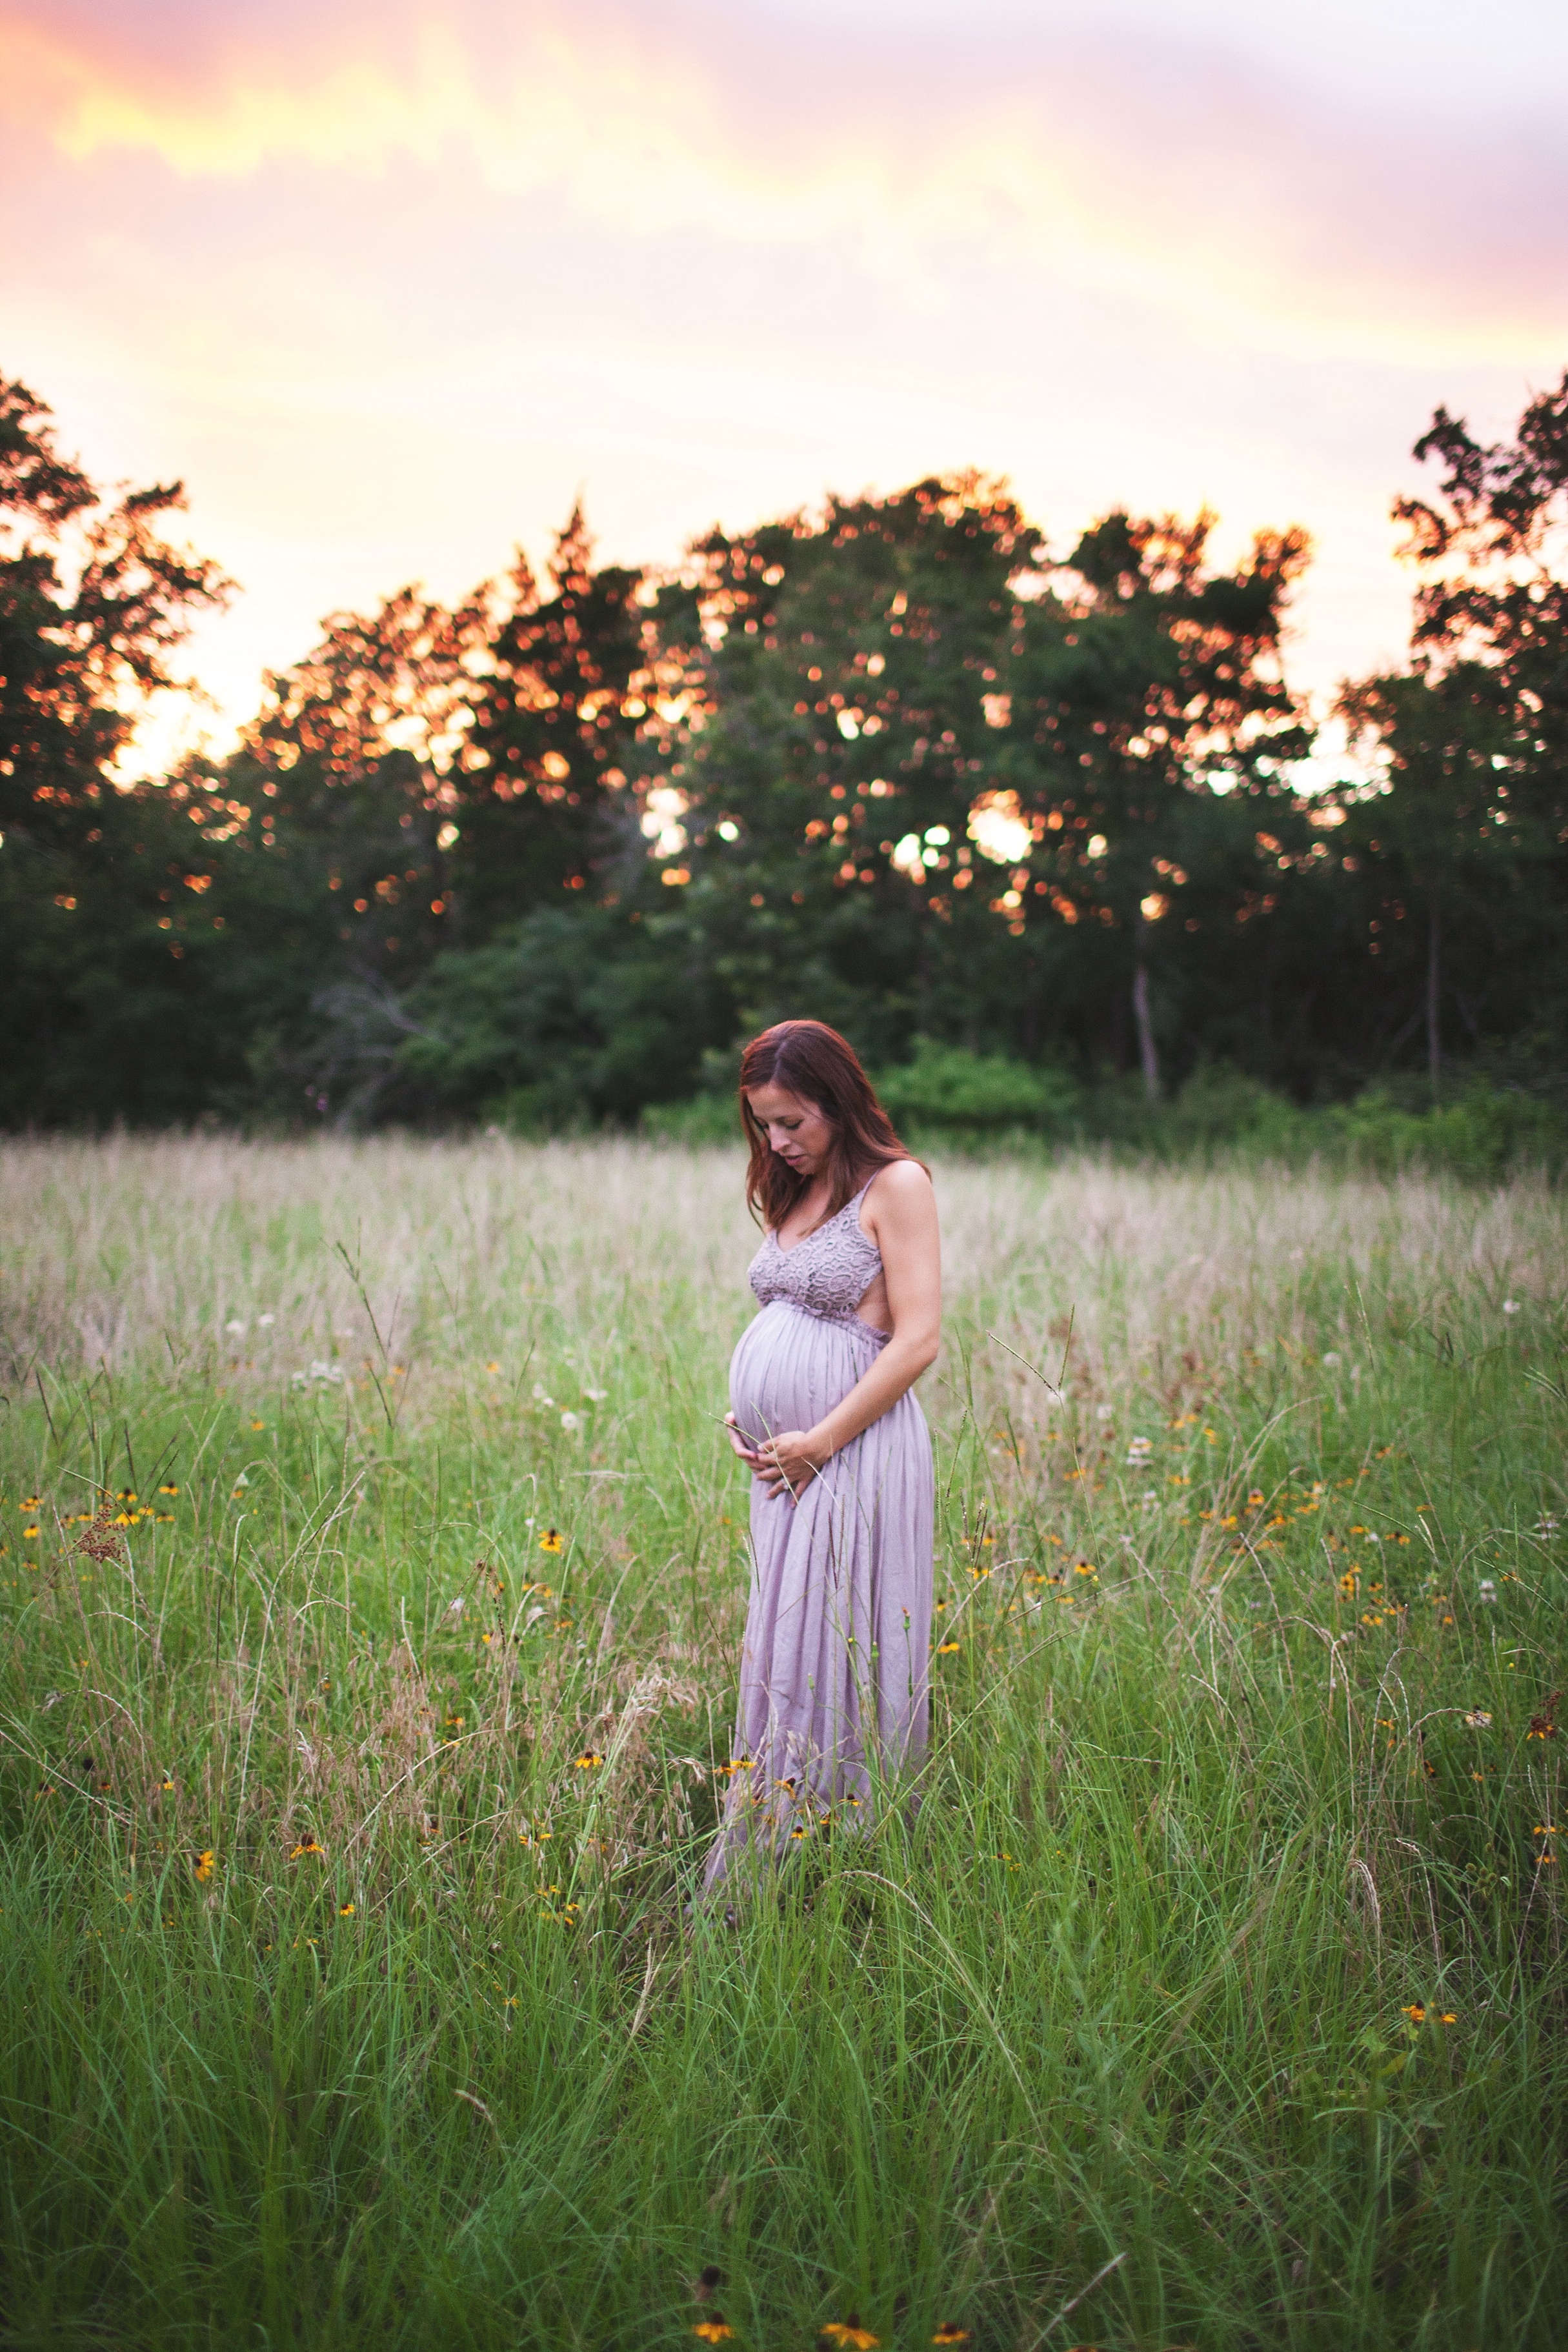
[2,368,1565,1147]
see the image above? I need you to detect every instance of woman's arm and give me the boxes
[748,1159,941,1500]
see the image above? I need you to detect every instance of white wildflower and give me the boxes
[225,1319,246,1335]
[1503,1299,1520,1316]
[1478,1578,1497,1603]
[561,1410,583,1434]
[1463,1709,1492,1729]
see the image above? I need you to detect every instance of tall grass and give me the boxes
[1,1136,1564,2350]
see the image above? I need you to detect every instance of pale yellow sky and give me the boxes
[3,0,1565,771]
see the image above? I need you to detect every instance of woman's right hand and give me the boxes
[724,1411,766,1472]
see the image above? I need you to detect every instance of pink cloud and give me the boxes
[3,0,1563,356]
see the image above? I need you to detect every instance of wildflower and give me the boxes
[821,2324,880,2349]
[936,1640,961,1654]
[560,1410,582,1433]
[159,1483,179,1496]
[1503,1298,1520,1315]
[21,1495,41,1510]
[22,1525,37,1540]
[1074,1560,1097,1578]
[1440,2011,1457,2023]
[790,1822,810,1839]
[194,1849,216,1881]
[932,2330,970,2346]
[1478,1579,1497,1603]
[1401,2004,1426,2023]
[290,1838,325,1859]
[539,1529,563,1554]
[339,1902,355,1916]
[250,1419,266,1432]
[1338,1572,1358,1596]
[486,1360,501,1374]
[1527,1692,1560,1739]
[161,1776,175,1791]
[716,1758,756,1776]
[574,1752,604,1770]
[1534,1825,1558,1837]
[1247,1490,1264,1507]
[693,2325,734,2344]
[583,1386,608,1402]
[1463,1711,1492,1729]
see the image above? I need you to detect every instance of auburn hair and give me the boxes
[738,1019,916,1231]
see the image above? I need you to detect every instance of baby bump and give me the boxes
[729,1301,883,1445]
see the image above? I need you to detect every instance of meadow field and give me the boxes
[1,1136,1564,2352]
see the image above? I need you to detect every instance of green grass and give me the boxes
[1,1136,1564,2351]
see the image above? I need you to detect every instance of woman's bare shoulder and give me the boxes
[862,1157,936,1217]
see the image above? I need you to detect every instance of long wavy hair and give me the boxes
[738,1019,916,1231]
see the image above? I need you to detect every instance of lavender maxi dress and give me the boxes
[703,1179,935,1890]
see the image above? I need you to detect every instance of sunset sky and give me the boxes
[3,0,1565,770]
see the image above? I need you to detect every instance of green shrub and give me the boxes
[872,1040,1082,1134]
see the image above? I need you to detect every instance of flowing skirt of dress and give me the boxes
[703,1298,934,1893]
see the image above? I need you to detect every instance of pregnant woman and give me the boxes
[705,1019,940,1895]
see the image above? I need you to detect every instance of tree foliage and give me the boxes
[1,365,1563,1132]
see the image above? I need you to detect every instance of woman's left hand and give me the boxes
[757,1428,829,1500]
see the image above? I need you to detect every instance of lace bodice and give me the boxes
[749,1178,885,1330]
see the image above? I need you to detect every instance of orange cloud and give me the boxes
[3,0,1563,367]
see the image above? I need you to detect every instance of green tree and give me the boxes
[1003,509,1312,1093]
[1334,372,1568,1092]
[661,481,1311,1090]
[455,509,654,932]
[0,374,236,1123]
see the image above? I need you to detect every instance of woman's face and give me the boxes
[745,1082,836,1176]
